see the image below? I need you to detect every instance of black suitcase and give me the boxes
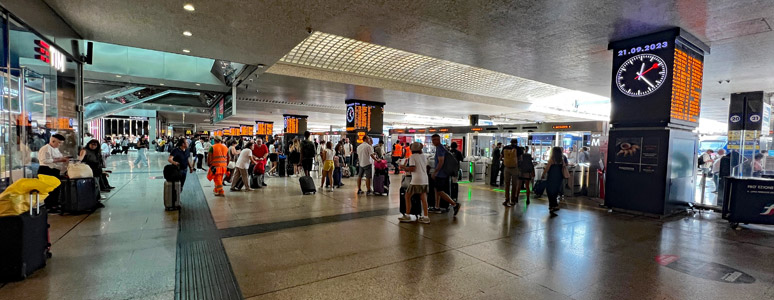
[60,178,99,214]
[250,174,261,189]
[399,186,423,216]
[430,176,452,210]
[0,192,49,282]
[287,163,294,176]
[299,176,316,195]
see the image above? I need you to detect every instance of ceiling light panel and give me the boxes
[279,32,586,104]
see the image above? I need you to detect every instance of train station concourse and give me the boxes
[1,0,774,299]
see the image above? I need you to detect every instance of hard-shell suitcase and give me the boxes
[399,186,423,216]
[278,159,287,177]
[0,192,49,282]
[60,178,99,214]
[163,181,181,211]
[299,176,316,195]
[373,175,387,195]
[341,166,351,178]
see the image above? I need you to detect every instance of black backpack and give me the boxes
[519,154,534,176]
[301,140,315,158]
[442,148,460,176]
[163,164,182,182]
[697,155,705,166]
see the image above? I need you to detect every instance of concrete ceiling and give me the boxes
[44,0,774,125]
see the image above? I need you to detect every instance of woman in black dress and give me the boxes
[542,146,567,215]
[289,138,301,177]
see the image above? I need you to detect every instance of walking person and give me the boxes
[133,136,149,168]
[490,142,502,186]
[300,132,316,177]
[333,143,344,187]
[168,139,195,189]
[501,139,519,206]
[121,137,129,155]
[195,138,206,171]
[207,137,229,197]
[429,134,461,215]
[391,141,403,174]
[320,142,335,192]
[543,146,569,216]
[516,146,535,205]
[252,138,270,187]
[290,138,302,177]
[231,142,257,192]
[398,142,432,224]
[356,136,379,195]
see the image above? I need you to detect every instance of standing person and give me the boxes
[700,149,715,176]
[398,142,432,224]
[429,134,461,215]
[516,146,535,205]
[207,137,229,196]
[392,141,404,174]
[542,146,568,215]
[100,138,112,162]
[753,153,765,177]
[299,131,316,177]
[333,143,344,187]
[268,142,279,176]
[231,142,257,192]
[578,146,590,164]
[121,137,129,155]
[356,136,379,195]
[343,138,353,167]
[375,140,385,159]
[290,138,301,177]
[404,142,412,160]
[168,139,195,189]
[252,138,270,187]
[202,137,211,168]
[501,139,519,206]
[38,134,69,211]
[195,138,206,171]
[712,149,725,193]
[225,140,240,184]
[320,142,335,192]
[133,136,149,168]
[490,142,502,186]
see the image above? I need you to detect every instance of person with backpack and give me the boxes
[300,131,316,177]
[430,134,461,215]
[516,146,535,205]
[501,139,520,206]
[398,142,432,223]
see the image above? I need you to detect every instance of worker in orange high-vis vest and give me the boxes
[207,137,229,196]
[391,142,403,174]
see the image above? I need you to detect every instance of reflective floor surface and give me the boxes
[1,152,774,300]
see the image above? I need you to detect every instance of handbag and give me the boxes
[67,162,93,178]
[562,165,570,179]
[227,161,236,169]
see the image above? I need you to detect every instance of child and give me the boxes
[398,142,431,224]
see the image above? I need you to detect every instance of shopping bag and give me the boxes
[67,163,93,178]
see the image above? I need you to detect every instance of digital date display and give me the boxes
[617,41,669,57]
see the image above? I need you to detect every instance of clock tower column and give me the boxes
[605,28,709,216]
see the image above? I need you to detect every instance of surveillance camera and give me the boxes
[718,81,722,84]
[306,27,313,34]
[249,78,253,82]
[726,80,731,83]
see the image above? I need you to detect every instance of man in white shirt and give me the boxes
[195,138,206,170]
[231,142,258,192]
[356,136,379,195]
[343,138,353,166]
[700,149,714,175]
[38,134,69,210]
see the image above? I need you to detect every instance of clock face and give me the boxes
[616,53,668,97]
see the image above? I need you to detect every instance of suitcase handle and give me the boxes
[29,189,40,216]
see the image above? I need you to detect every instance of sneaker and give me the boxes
[453,202,461,216]
[418,216,431,224]
[398,215,414,223]
[230,188,240,192]
[262,183,268,187]
[367,191,373,195]
[357,190,364,195]
[502,201,511,207]
[433,207,445,214]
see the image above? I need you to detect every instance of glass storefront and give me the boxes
[0,11,83,188]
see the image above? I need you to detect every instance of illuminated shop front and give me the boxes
[0,9,83,188]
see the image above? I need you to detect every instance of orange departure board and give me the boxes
[255,122,274,135]
[240,125,253,136]
[670,48,703,124]
[285,117,299,134]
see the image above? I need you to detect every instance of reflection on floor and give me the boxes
[1,151,773,300]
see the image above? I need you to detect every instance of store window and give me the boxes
[0,12,82,187]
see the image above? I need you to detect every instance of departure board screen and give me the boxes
[255,121,274,136]
[669,45,703,124]
[240,124,253,136]
[284,116,299,134]
[345,100,384,134]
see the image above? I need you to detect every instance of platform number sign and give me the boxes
[730,115,742,123]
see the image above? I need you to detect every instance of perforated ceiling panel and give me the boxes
[280,32,582,104]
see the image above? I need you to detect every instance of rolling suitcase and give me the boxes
[278,158,287,177]
[299,176,316,195]
[60,178,99,214]
[250,174,261,189]
[163,181,181,211]
[373,175,387,195]
[0,192,49,282]
[399,186,423,216]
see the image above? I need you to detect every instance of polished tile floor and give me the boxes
[1,152,774,300]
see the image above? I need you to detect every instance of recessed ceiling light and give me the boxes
[195,83,201,86]
[183,4,195,11]
[183,31,192,37]
[160,83,165,86]
[182,49,190,53]
[115,75,122,78]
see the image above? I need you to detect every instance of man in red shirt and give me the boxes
[252,138,270,187]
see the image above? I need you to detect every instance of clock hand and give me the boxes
[639,63,645,75]
[636,72,656,88]
[635,63,659,80]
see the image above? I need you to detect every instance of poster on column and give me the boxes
[614,137,642,172]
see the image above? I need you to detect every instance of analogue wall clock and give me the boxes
[615,53,668,97]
